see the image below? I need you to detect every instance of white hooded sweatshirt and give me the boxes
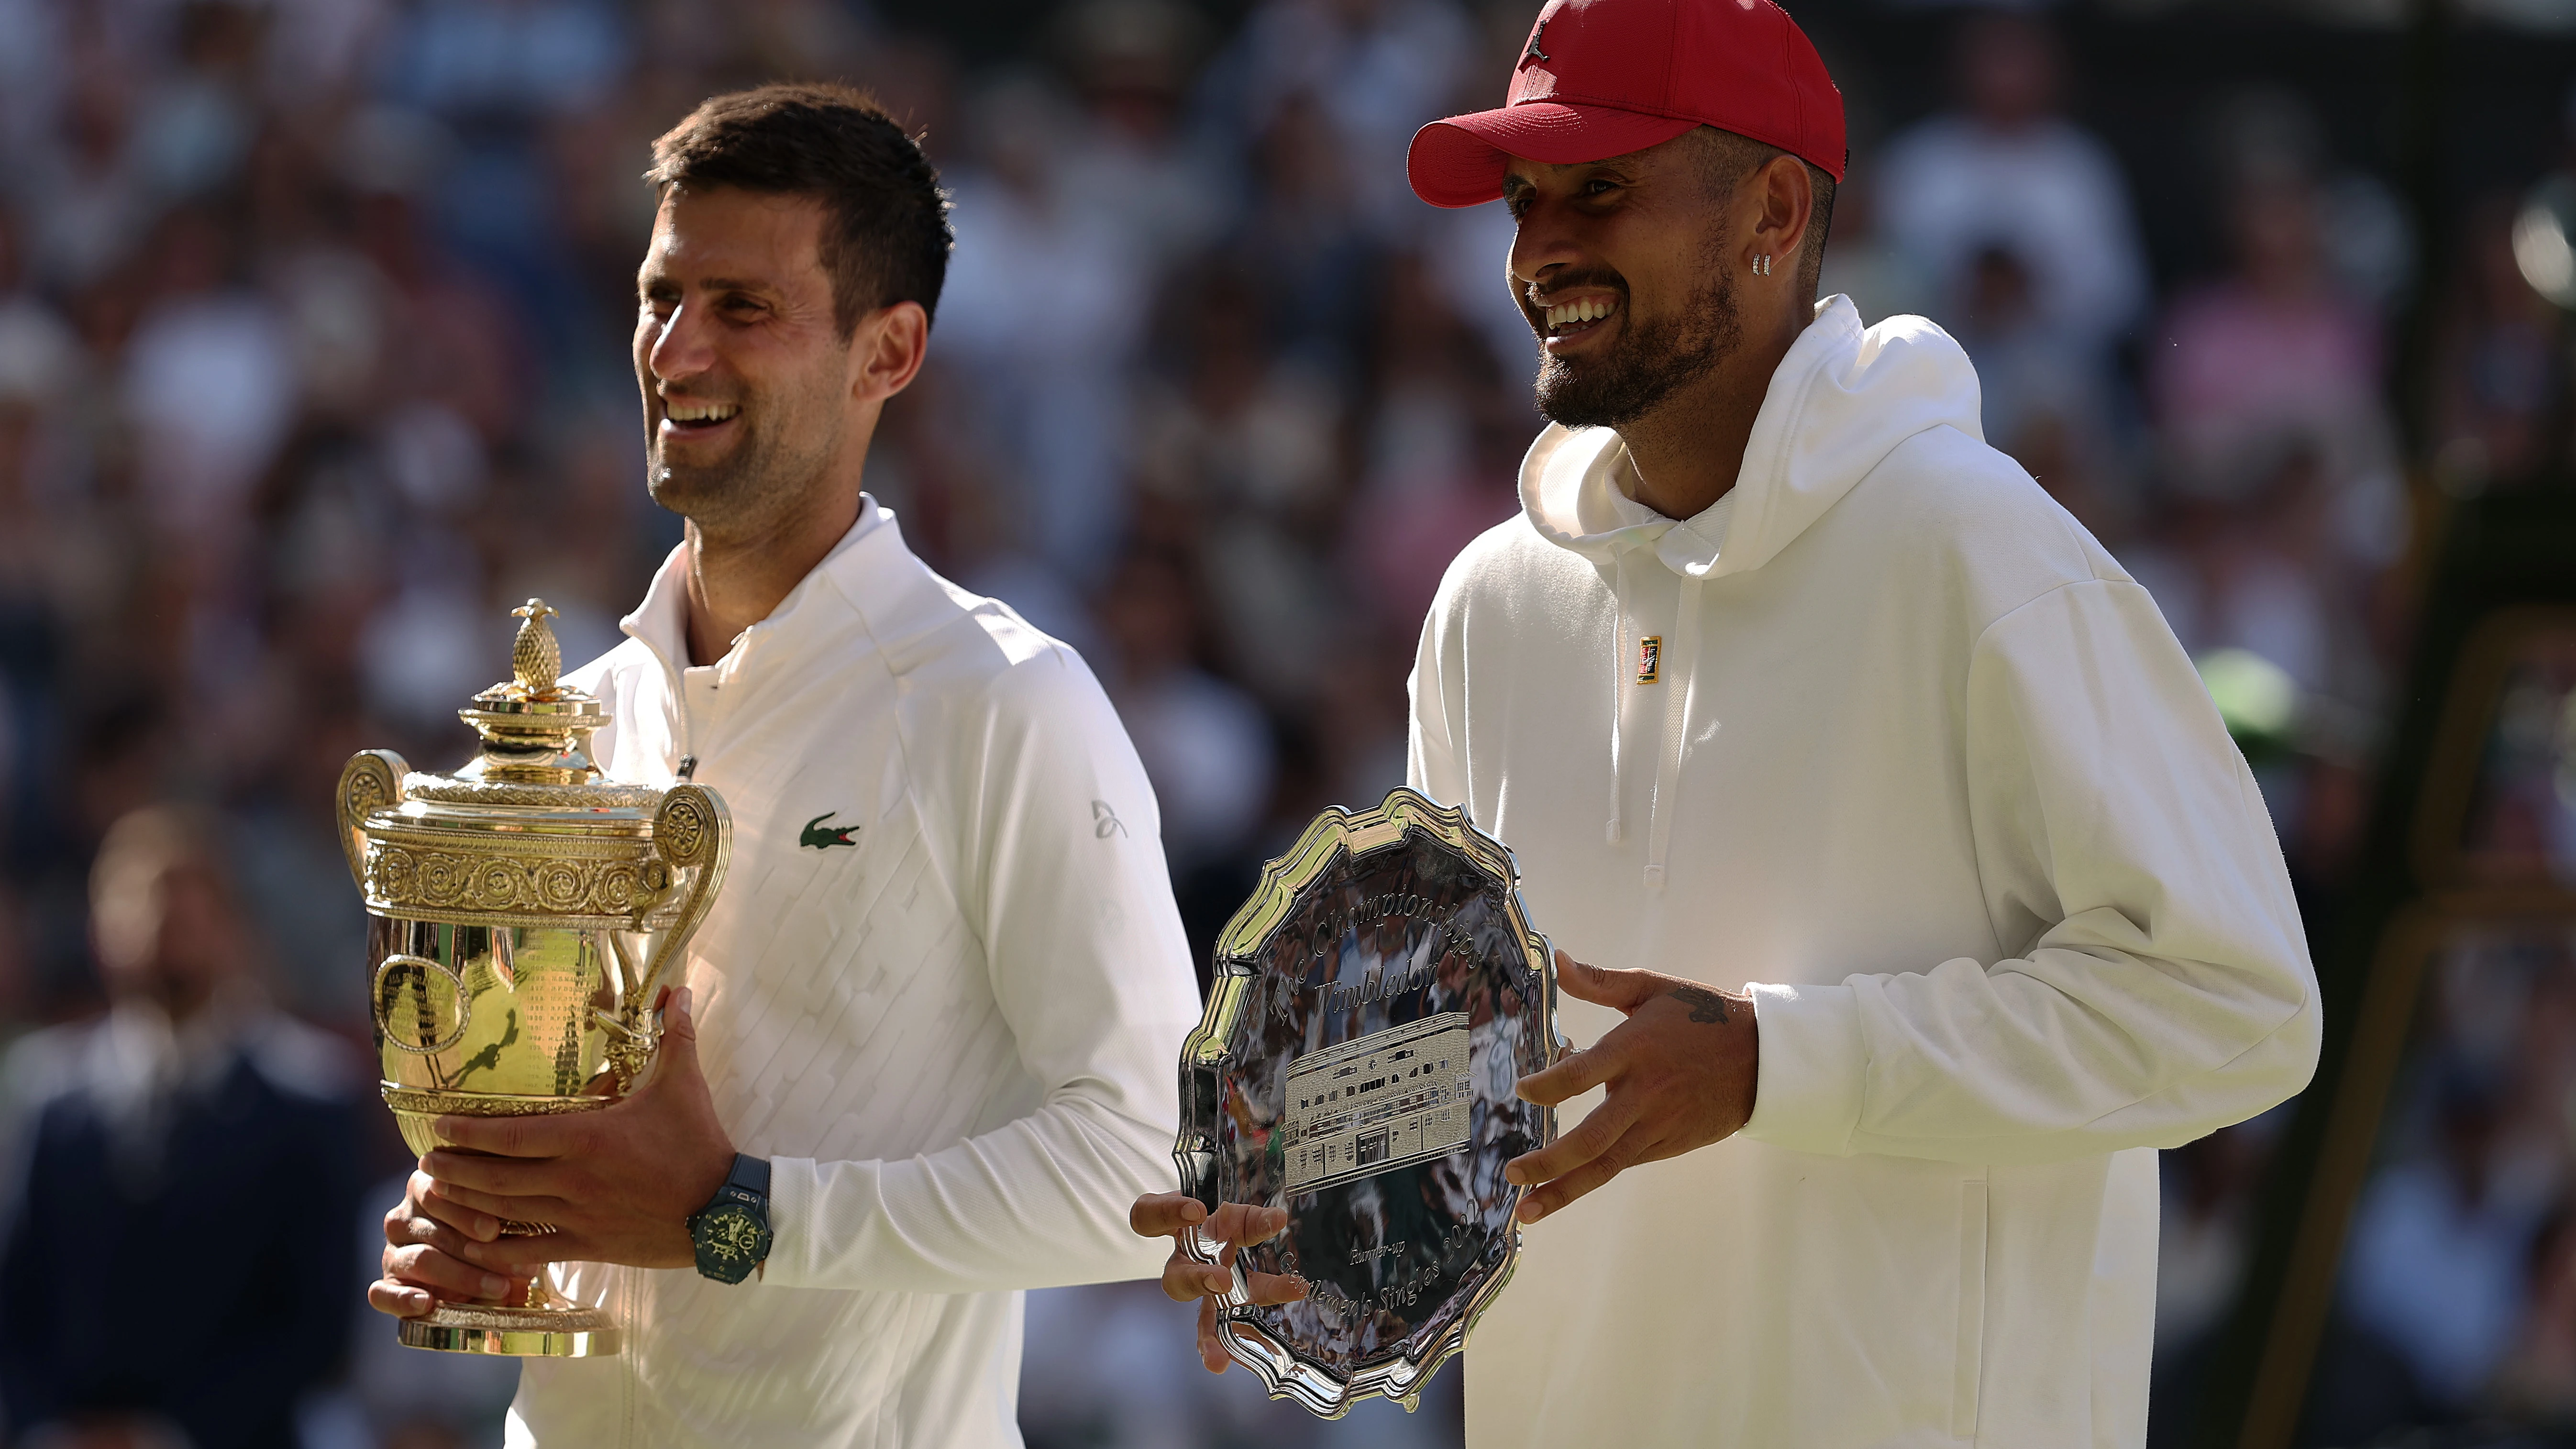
[1409,297,2320,1448]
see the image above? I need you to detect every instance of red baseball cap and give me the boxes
[1407,0,1845,210]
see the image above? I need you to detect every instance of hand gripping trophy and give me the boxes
[336,599,730,1357]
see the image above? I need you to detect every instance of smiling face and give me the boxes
[1503,132,1750,430]
[634,186,864,536]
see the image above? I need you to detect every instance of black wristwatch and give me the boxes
[687,1154,774,1284]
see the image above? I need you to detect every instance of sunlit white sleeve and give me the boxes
[763,650,1201,1291]
[1744,577,2322,1165]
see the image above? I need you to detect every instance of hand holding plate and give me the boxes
[1130,1193,1309,1372]
[1504,951,1758,1223]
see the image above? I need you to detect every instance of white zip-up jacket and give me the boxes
[507,501,1199,1448]
[1410,297,2321,1447]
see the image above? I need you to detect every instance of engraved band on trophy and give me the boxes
[1176,787,1562,1416]
[337,599,731,1358]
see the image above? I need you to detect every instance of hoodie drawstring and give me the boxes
[1643,574,1704,889]
[1605,551,1633,844]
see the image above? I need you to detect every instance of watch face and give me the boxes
[697,1203,770,1278]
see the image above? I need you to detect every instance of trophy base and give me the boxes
[398,1302,620,1357]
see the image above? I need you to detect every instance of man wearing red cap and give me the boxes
[1136,0,2320,1443]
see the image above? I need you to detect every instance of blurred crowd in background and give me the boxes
[0,0,2569,1444]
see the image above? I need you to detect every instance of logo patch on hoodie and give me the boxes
[800,813,859,850]
[1636,636,1662,684]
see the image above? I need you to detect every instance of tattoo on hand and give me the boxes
[1670,984,1729,1024]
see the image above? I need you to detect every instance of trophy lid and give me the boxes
[343,597,662,829]
[449,598,614,789]
[336,597,693,927]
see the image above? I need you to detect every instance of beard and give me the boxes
[1530,249,1743,430]
[642,377,843,538]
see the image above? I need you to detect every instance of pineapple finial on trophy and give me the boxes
[510,598,563,698]
[464,597,605,785]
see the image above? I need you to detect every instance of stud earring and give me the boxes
[1752,254,1773,277]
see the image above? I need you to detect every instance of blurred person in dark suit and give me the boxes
[0,803,363,1449]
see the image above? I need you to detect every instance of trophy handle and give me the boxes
[337,751,410,893]
[624,781,732,1014]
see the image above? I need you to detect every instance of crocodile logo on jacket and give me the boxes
[800,813,859,850]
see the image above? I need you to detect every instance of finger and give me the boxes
[369,1278,438,1319]
[387,1200,489,1263]
[406,1177,499,1243]
[1613,1126,1696,1171]
[422,1149,564,1199]
[384,1242,512,1302]
[432,1109,581,1158]
[1552,951,1661,1011]
[420,1177,581,1230]
[1514,1036,1622,1107]
[1197,1295,1227,1374]
[648,984,701,1089]
[1515,1146,1633,1224]
[1161,1251,1235,1303]
[1130,1192,1208,1238]
[1504,1093,1641,1187]
[1203,1202,1291,1249]
[424,1218,585,1275]
[1242,1270,1309,1307]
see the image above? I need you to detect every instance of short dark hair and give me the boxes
[1689,127,1837,304]
[646,83,953,336]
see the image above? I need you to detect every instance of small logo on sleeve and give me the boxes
[1093,801,1128,839]
[1636,636,1662,684]
[800,812,859,850]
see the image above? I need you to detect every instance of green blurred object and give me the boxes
[2197,647,2302,767]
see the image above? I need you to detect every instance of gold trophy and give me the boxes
[336,599,730,1357]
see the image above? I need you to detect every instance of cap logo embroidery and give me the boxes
[1637,636,1662,685]
[1520,16,1550,64]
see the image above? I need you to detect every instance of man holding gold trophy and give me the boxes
[1142,0,2323,1445]
[352,87,1199,1446]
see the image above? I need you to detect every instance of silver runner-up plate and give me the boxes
[1176,787,1562,1416]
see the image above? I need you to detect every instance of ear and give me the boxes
[1748,153,1814,273]
[848,301,931,405]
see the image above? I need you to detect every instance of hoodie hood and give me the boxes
[1518,295,1984,576]
[1514,296,1986,884]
